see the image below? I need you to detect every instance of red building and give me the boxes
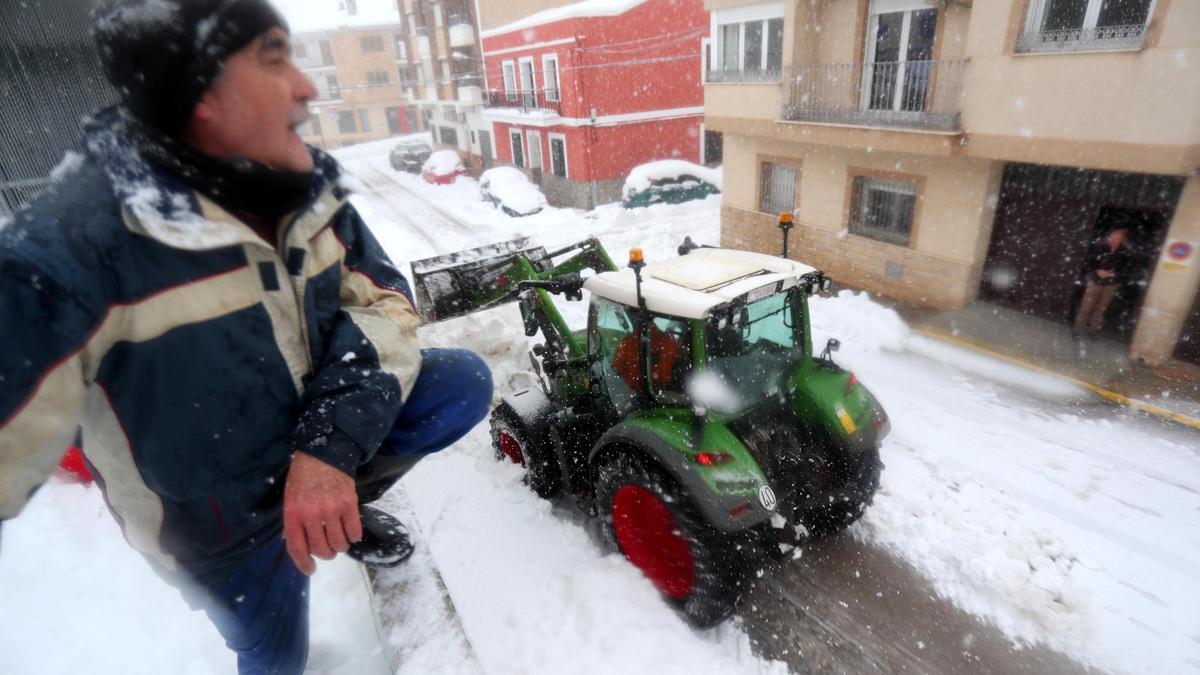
[478,0,708,208]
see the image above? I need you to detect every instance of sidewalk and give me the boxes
[892,299,1200,430]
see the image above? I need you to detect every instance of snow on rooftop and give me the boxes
[274,0,401,34]
[623,160,723,199]
[481,0,647,38]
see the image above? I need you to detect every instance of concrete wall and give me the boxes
[719,130,1002,308]
[1133,176,1200,363]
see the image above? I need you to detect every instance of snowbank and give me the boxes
[623,160,723,199]
[480,167,547,215]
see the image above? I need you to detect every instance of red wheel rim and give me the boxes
[611,484,695,599]
[498,431,525,466]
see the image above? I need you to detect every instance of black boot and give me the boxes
[347,505,415,567]
[349,454,426,567]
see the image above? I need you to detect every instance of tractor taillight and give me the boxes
[844,372,858,395]
[693,451,733,467]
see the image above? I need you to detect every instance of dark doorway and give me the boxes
[478,130,493,169]
[979,163,1183,342]
[703,130,723,166]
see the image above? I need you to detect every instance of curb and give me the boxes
[912,326,1200,432]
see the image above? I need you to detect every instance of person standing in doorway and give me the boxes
[1073,226,1134,342]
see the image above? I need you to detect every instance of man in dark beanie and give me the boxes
[0,1,493,672]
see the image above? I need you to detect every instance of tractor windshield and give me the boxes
[704,289,805,407]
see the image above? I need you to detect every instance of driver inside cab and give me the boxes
[612,322,684,392]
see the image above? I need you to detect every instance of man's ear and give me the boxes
[191,91,219,123]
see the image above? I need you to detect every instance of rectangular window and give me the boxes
[367,71,390,86]
[337,111,357,134]
[1020,0,1153,52]
[759,162,796,216]
[549,134,567,177]
[358,109,371,133]
[325,74,340,99]
[542,55,560,102]
[311,112,322,137]
[716,15,783,79]
[527,130,543,170]
[766,18,784,72]
[440,126,458,147]
[502,61,517,101]
[360,35,384,53]
[850,176,917,246]
[719,23,739,71]
[395,37,407,61]
[386,107,402,133]
[433,3,443,27]
[510,130,524,167]
[319,40,334,66]
[293,42,308,59]
[743,21,763,72]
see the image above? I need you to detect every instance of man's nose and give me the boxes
[291,65,317,102]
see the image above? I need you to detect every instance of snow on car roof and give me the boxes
[584,248,817,320]
[423,149,463,175]
[623,160,723,198]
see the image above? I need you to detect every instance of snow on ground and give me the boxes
[338,145,1200,674]
[2,139,1198,675]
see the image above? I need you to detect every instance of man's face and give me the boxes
[185,27,316,172]
[1109,228,1129,247]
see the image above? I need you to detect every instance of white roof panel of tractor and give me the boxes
[583,248,818,320]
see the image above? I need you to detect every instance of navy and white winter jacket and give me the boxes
[0,108,422,583]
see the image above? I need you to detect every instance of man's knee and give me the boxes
[420,348,493,426]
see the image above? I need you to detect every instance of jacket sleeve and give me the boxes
[291,205,422,475]
[0,252,91,522]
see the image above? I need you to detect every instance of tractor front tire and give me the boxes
[490,407,562,499]
[595,452,747,628]
[801,446,881,539]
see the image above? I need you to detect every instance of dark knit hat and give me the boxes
[93,0,288,137]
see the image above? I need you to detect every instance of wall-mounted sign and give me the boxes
[1159,239,1197,273]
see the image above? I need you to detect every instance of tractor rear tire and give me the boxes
[595,452,747,628]
[490,407,562,499]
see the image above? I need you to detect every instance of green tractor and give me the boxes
[411,224,890,627]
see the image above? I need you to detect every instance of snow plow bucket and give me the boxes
[411,237,551,323]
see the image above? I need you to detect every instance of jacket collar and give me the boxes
[83,106,346,251]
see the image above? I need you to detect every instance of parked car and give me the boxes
[389,138,432,173]
[622,160,722,209]
[422,149,468,185]
[479,167,547,217]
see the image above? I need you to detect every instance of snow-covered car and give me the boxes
[389,138,432,173]
[421,150,468,185]
[479,167,547,217]
[622,160,722,209]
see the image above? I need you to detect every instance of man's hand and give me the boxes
[283,451,362,575]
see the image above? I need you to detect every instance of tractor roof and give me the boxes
[583,247,819,320]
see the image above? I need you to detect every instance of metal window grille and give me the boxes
[0,0,118,218]
[759,163,796,216]
[850,177,916,246]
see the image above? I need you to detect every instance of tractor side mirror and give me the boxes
[820,338,841,362]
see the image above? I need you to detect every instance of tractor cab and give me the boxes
[583,247,827,420]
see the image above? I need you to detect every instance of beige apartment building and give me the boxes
[706,0,1200,366]
[293,22,423,150]
[394,0,486,160]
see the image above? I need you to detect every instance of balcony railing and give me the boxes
[782,60,967,132]
[1016,23,1147,53]
[484,89,561,114]
[447,13,471,28]
[705,68,781,83]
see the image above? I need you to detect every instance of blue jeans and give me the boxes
[198,348,492,674]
